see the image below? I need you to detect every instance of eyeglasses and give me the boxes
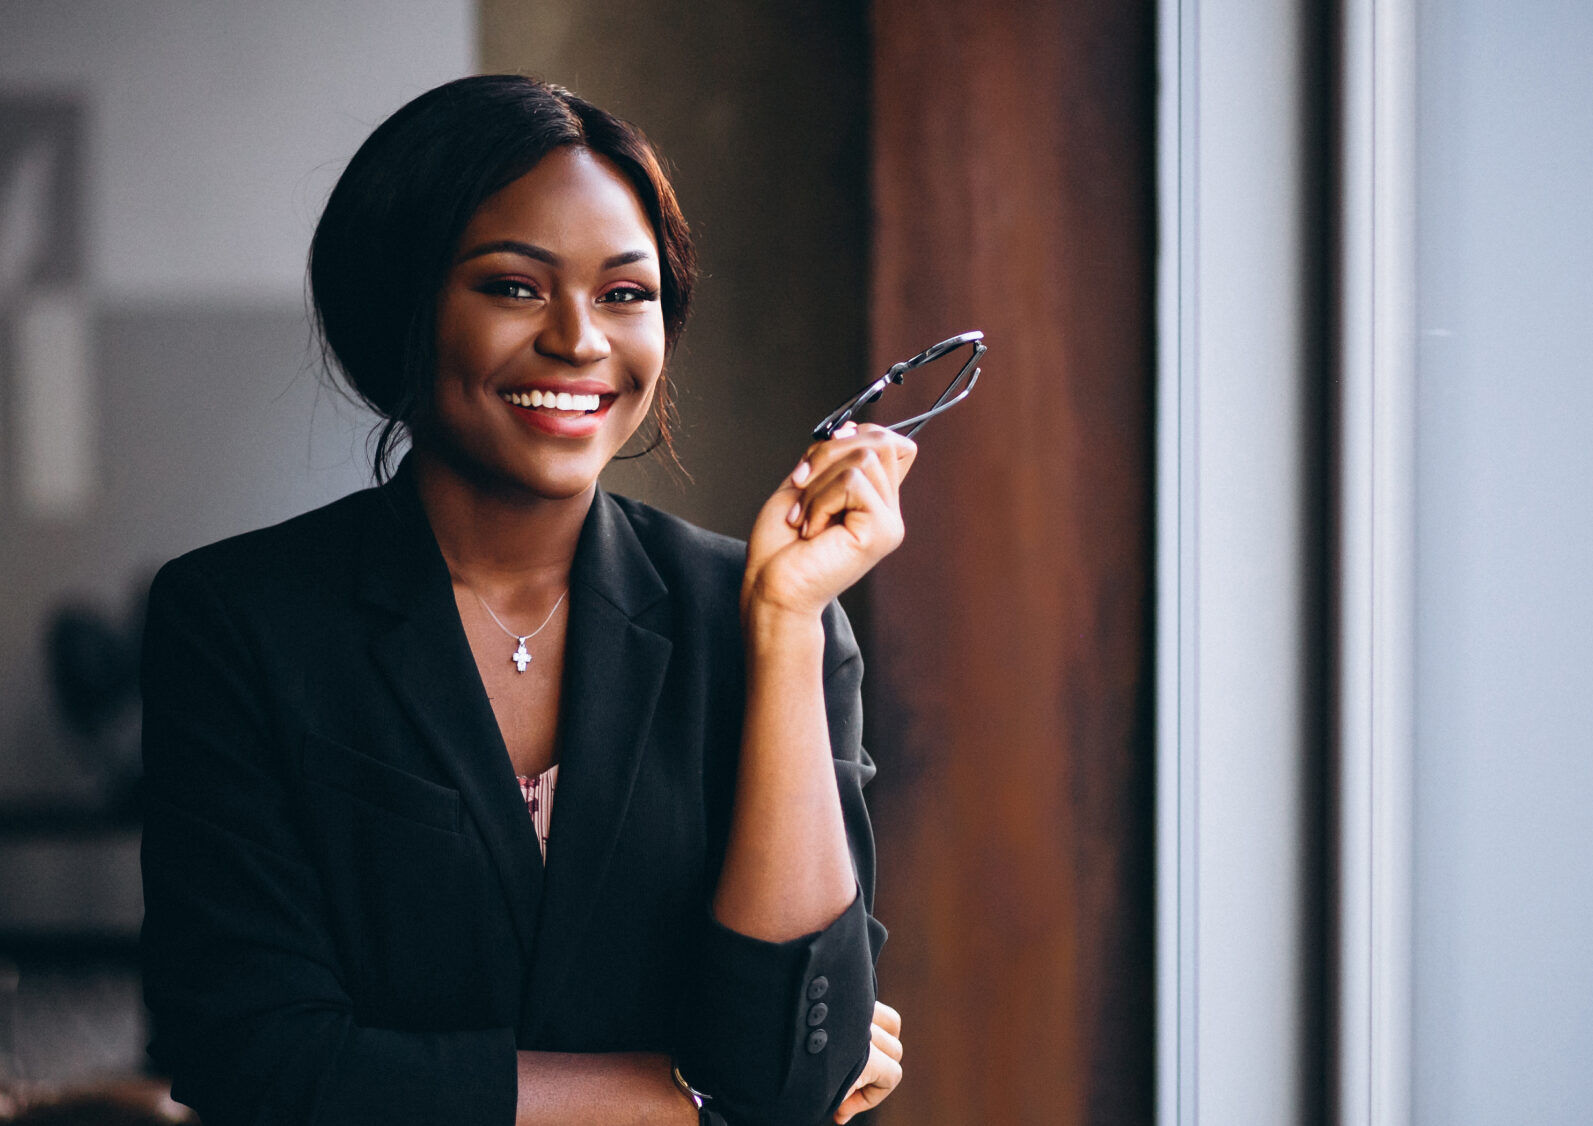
[812,330,986,441]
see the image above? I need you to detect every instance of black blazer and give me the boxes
[139,466,884,1126]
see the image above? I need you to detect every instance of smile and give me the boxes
[499,389,604,413]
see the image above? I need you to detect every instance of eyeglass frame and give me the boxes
[811,330,986,441]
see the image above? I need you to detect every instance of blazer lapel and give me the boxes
[522,489,673,1042]
[355,468,546,964]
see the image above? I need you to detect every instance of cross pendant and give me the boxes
[512,639,532,673]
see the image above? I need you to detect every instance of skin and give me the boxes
[409,146,911,1124]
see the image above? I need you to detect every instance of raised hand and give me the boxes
[742,423,918,624]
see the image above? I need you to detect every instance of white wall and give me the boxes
[0,0,476,302]
[0,0,476,1082]
[1412,2,1593,1122]
[0,1,475,805]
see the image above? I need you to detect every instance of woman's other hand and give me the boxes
[743,423,917,624]
[834,1002,904,1123]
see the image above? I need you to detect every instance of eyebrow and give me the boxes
[455,239,655,271]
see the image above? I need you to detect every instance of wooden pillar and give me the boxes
[866,2,1157,1122]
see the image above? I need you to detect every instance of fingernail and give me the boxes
[787,501,803,525]
[836,421,858,437]
[791,460,811,485]
[801,519,811,538]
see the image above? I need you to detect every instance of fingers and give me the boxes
[787,427,914,544]
[797,460,903,551]
[871,1018,903,1065]
[789,450,891,535]
[746,424,916,619]
[833,1041,905,1124]
[807,422,917,483]
[835,1009,906,1124]
[793,423,916,505]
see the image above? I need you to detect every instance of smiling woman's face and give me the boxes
[425,145,667,501]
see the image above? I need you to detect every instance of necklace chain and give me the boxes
[473,587,567,643]
[469,586,568,673]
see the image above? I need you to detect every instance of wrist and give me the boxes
[741,596,825,658]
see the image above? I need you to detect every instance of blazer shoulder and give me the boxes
[606,492,748,594]
[149,484,381,604]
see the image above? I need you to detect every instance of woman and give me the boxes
[139,76,908,1126]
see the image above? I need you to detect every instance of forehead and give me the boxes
[460,146,657,258]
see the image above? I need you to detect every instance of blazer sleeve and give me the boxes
[139,557,518,1126]
[674,599,888,1126]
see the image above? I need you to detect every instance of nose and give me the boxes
[534,293,610,367]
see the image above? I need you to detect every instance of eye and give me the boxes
[599,283,659,305]
[481,279,541,300]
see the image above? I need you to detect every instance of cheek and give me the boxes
[434,298,522,388]
[622,316,668,392]
[432,300,474,384]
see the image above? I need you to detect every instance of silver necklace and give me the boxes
[471,587,568,673]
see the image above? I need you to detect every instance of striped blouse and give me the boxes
[515,763,559,861]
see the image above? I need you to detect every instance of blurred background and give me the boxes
[0,1,1588,1125]
[0,0,468,1102]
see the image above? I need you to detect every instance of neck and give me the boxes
[410,445,592,592]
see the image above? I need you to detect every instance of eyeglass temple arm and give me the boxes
[887,346,985,438]
[910,330,984,365]
[812,374,892,440]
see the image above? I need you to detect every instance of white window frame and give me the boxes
[1156,0,1415,1122]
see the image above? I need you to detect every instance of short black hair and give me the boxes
[309,74,697,479]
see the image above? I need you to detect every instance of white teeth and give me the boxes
[501,390,603,412]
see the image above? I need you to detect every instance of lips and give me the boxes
[498,385,616,438]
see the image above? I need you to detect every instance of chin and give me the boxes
[415,432,586,502]
[471,444,605,502]
[510,466,605,502]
